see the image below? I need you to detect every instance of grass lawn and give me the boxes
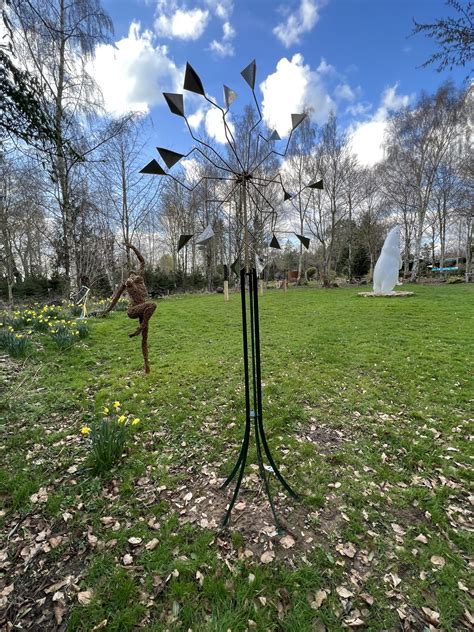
[1,284,473,631]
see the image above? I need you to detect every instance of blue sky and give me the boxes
[92,0,467,166]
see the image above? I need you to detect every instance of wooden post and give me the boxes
[224,280,229,301]
[259,279,264,295]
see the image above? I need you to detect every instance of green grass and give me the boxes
[1,284,473,631]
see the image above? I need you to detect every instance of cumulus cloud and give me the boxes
[273,0,324,48]
[187,99,235,144]
[154,1,210,40]
[205,0,234,20]
[87,21,182,116]
[209,20,235,56]
[260,54,335,136]
[349,84,412,167]
[334,83,355,102]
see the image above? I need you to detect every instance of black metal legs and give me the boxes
[221,268,298,528]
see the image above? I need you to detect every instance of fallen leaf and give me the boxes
[309,590,328,610]
[196,570,204,587]
[30,487,48,504]
[336,586,353,599]
[77,590,93,605]
[422,606,440,625]
[390,573,401,588]
[123,554,133,565]
[360,592,374,606]
[260,550,275,564]
[430,555,445,568]
[391,523,406,536]
[0,584,14,598]
[280,535,295,549]
[336,542,357,558]
[128,537,142,546]
[344,616,365,627]
[145,538,159,551]
[52,591,64,602]
[414,533,428,544]
[54,604,66,625]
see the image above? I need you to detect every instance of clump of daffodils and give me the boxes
[80,403,140,474]
[0,303,89,358]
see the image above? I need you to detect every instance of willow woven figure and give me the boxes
[103,242,156,373]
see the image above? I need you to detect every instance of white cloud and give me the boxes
[88,21,182,116]
[334,83,355,101]
[187,98,235,144]
[204,104,235,144]
[209,20,235,57]
[316,58,335,75]
[205,0,234,20]
[187,107,205,130]
[260,54,335,136]
[349,84,412,167]
[273,0,324,48]
[154,1,210,40]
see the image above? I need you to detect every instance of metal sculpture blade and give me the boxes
[195,224,214,245]
[295,234,310,250]
[283,189,293,201]
[270,234,281,249]
[241,59,256,90]
[291,113,306,131]
[307,179,324,190]
[269,129,281,141]
[140,159,166,176]
[184,62,205,96]
[163,93,185,117]
[157,147,185,169]
[230,259,240,276]
[224,85,237,108]
[255,254,265,275]
[177,234,194,252]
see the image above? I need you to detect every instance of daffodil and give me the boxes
[113,401,121,409]
[131,418,140,426]
[117,414,126,424]
[80,426,91,435]
[103,407,109,415]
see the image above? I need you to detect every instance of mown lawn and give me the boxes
[0,284,473,631]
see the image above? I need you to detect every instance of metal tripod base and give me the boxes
[221,268,298,529]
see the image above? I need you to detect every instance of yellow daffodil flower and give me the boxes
[131,418,140,426]
[117,415,126,424]
[80,426,91,435]
[103,407,109,415]
[113,401,121,409]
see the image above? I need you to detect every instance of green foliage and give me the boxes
[0,329,32,357]
[305,266,317,280]
[49,323,78,349]
[82,408,139,475]
[87,417,128,474]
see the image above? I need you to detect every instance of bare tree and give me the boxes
[306,113,351,286]
[8,0,113,294]
[412,0,473,73]
[385,83,466,281]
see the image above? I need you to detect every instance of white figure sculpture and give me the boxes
[373,226,402,294]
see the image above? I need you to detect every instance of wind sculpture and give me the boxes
[141,59,323,529]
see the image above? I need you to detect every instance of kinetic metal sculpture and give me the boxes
[141,60,323,528]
